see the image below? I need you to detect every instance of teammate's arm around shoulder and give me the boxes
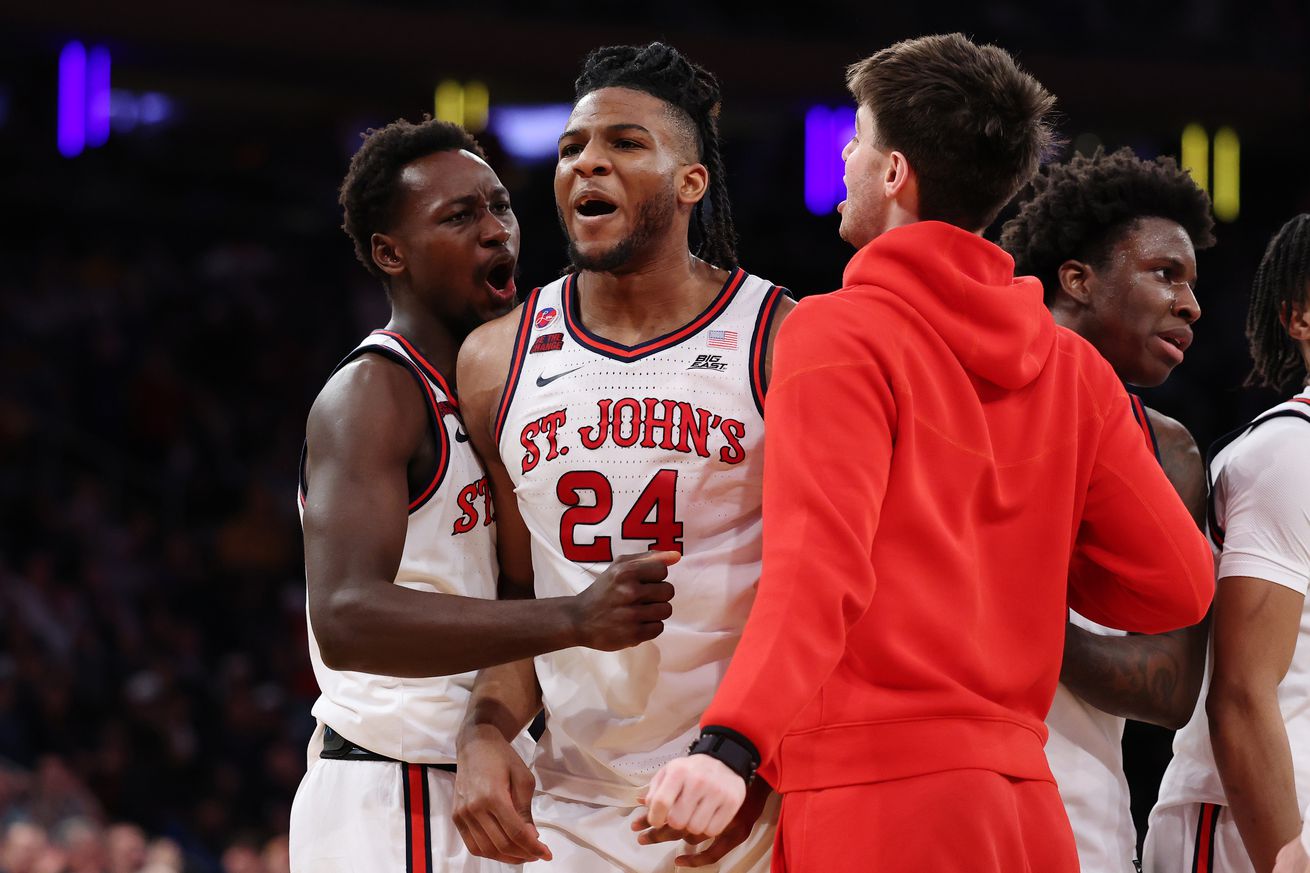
[1059,412,1210,728]
[303,353,510,677]
[1066,373,1213,634]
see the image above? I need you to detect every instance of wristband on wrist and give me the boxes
[687,726,760,785]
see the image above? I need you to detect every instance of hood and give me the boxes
[843,221,1055,390]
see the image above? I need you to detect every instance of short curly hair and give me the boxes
[339,116,486,283]
[572,42,737,271]
[1000,147,1216,304]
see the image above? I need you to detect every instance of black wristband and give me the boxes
[687,726,760,785]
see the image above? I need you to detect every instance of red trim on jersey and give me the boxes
[300,343,449,513]
[493,288,542,445]
[562,268,747,361]
[749,285,787,415]
[371,330,457,408]
[388,355,448,512]
[402,763,432,873]
[1128,393,1160,459]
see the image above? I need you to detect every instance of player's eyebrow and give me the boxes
[430,187,509,214]
[557,123,653,145]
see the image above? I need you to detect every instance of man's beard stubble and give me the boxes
[562,192,676,273]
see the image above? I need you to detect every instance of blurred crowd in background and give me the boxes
[1,2,1307,870]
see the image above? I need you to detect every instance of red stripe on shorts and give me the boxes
[403,763,431,873]
[1192,803,1220,873]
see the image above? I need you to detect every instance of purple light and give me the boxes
[804,105,855,215]
[58,41,87,158]
[139,92,172,124]
[489,104,573,162]
[86,46,111,147]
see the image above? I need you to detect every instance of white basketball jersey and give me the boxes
[495,268,788,806]
[298,330,518,765]
[1156,389,1310,813]
[1045,613,1136,873]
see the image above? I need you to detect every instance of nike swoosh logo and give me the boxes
[454,429,469,443]
[536,366,584,387]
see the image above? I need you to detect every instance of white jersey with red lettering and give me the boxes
[495,268,788,808]
[297,329,525,766]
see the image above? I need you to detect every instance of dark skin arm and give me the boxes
[1058,408,1210,729]
[305,346,675,678]
[303,354,583,677]
[452,307,679,864]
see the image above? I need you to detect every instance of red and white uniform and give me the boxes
[290,330,529,873]
[495,270,787,872]
[1145,390,1310,873]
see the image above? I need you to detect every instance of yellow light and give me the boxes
[435,80,463,125]
[463,81,489,132]
[1213,126,1240,223]
[1181,123,1209,194]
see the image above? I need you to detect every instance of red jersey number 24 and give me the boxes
[557,469,684,561]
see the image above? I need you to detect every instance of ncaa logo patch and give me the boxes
[535,307,559,329]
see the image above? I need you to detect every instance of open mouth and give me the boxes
[575,198,618,218]
[485,260,515,296]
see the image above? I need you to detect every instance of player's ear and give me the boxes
[677,163,709,206]
[1056,259,1095,308]
[372,233,405,278]
[885,151,920,217]
[1282,300,1310,341]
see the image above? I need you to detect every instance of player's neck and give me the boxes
[576,251,728,347]
[383,310,461,385]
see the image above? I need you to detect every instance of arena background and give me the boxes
[0,3,1307,871]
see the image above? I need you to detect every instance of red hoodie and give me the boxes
[702,221,1213,793]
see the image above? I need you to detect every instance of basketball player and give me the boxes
[1145,213,1310,873]
[999,147,1216,872]
[290,118,678,873]
[451,43,793,871]
[644,34,1213,871]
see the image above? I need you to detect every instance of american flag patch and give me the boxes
[707,329,738,350]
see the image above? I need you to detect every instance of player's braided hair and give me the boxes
[340,116,485,283]
[1246,214,1310,393]
[999,147,1216,304]
[573,42,738,271]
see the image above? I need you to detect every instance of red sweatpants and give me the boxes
[772,769,1078,872]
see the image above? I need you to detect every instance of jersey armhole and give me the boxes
[1127,393,1162,461]
[301,346,449,514]
[493,287,543,446]
[1206,405,1310,551]
[749,285,791,417]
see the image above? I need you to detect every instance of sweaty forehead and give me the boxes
[1115,216,1197,266]
[569,87,700,159]
[396,150,499,206]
